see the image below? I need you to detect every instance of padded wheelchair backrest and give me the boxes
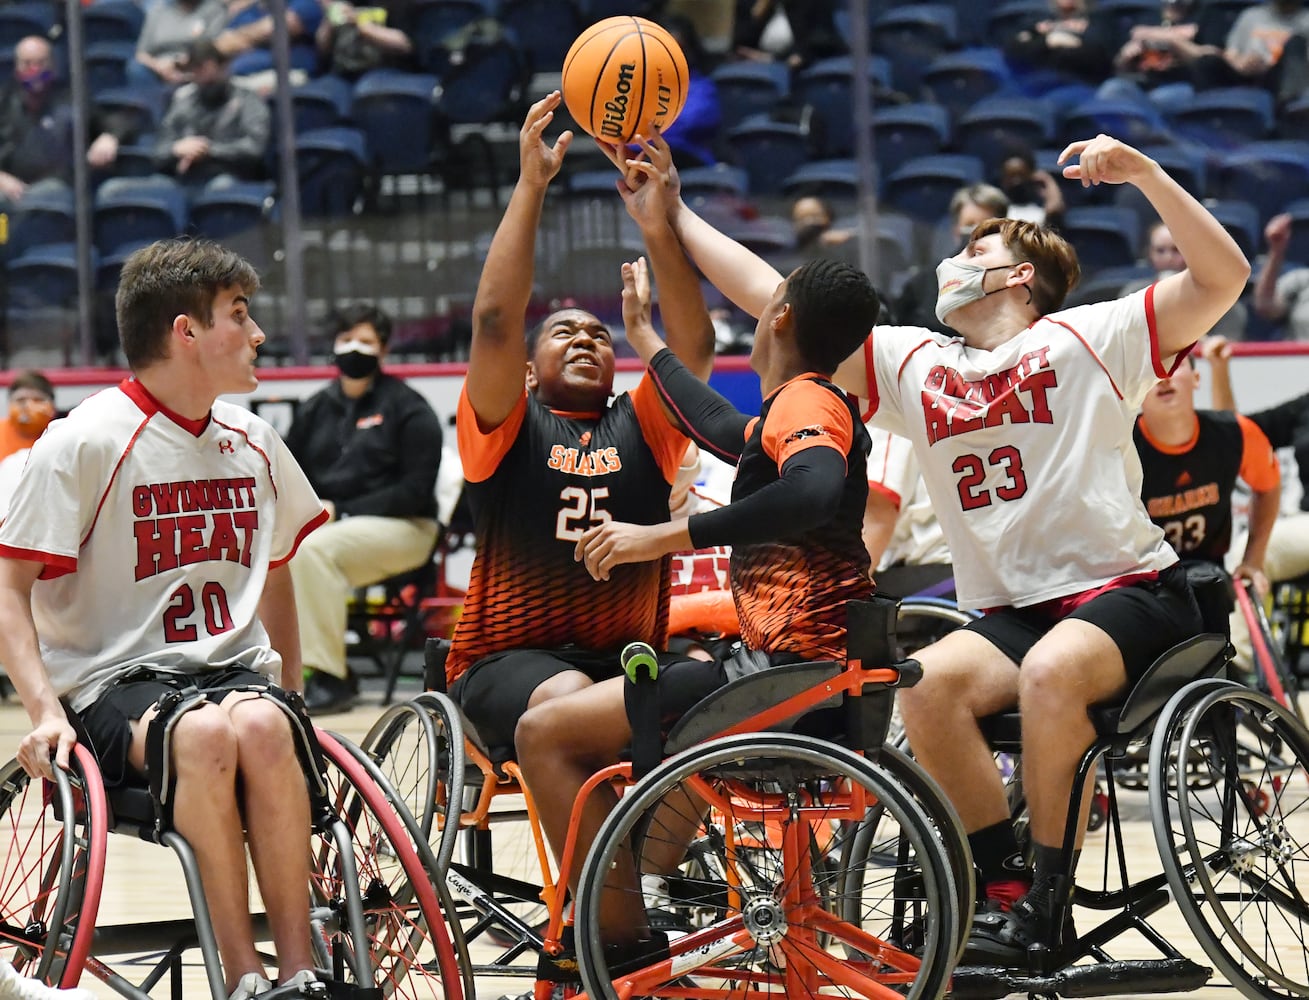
[847,595,900,666]
[1095,632,1229,739]
[665,660,842,756]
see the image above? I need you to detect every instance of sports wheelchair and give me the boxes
[365,595,970,1000]
[0,700,468,1000]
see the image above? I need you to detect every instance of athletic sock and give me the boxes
[968,819,1030,907]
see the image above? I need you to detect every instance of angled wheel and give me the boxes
[0,745,106,991]
[1150,683,1309,999]
[842,744,974,966]
[312,731,464,1000]
[576,733,958,1000]
[363,692,465,873]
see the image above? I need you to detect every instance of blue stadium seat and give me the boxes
[434,36,526,125]
[1283,198,1309,267]
[295,127,369,219]
[498,0,583,76]
[107,140,160,179]
[1138,143,1207,196]
[0,3,57,51]
[984,0,1046,48]
[352,70,440,174]
[190,181,276,269]
[1205,199,1262,262]
[1214,142,1309,227]
[921,48,1011,120]
[1060,205,1143,271]
[793,55,892,157]
[291,74,355,133]
[883,153,984,222]
[721,215,795,256]
[1063,263,1155,308]
[1058,97,1165,150]
[679,164,749,198]
[725,116,812,195]
[8,185,76,260]
[710,61,791,132]
[954,96,1056,172]
[95,83,169,138]
[781,159,864,207]
[871,103,950,179]
[83,0,145,44]
[1279,93,1309,142]
[1167,86,1274,148]
[871,4,959,94]
[6,243,96,314]
[86,40,136,92]
[412,0,493,74]
[92,176,188,256]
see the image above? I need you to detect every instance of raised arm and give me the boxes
[1254,214,1291,323]
[1200,336,1236,411]
[466,92,573,430]
[1059,135,1249,357]
[670,201,786,320]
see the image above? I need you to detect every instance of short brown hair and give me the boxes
[9,369,53,401]
[968,217,1080,315]
[115,239,260,370]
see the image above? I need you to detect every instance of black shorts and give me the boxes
[73,667,273,789]
[964,563,1203,683]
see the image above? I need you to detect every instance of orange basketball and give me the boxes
[561,16,689,144]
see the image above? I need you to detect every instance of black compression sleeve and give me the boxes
[688,446,848,548]
[649,348,752,464]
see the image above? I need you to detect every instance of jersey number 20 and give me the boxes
[164,582,235,642]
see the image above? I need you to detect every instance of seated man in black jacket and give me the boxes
[285,303,443,713]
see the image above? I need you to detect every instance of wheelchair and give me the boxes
[950,629,1309,1000]
[364,595,970,999]
[0,720,468,1000]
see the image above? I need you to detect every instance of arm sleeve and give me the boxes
[1237,413,1282,492]
[688,446,848,548]
[336,400,444,518]
[1249,391,1309,450]
[648,349,752,465]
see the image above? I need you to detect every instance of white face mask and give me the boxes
[934,258,1022,325]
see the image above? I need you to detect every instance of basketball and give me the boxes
[561,16,689,144]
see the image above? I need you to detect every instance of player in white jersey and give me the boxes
[0,240,329,1000]
[630,133,1248,961]
[864,425,953,597]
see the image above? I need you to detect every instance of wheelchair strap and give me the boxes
[143,677,332,838]
[624,642,662,781]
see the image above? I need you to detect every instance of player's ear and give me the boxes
[525,360,539,392]
[172,313,194,341]
[1008,260,1036,287]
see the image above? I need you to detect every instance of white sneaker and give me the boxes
[276,969,319,995]
[0,962,95,1000]
[227,972,273,1000]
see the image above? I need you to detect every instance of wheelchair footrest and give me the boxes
[950,958,1212,999]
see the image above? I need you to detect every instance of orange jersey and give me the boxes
[447,376,688,684]
[730,375,873,661]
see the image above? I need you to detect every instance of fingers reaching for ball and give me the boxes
[519,91,573,188]
[1057,134,1153,188]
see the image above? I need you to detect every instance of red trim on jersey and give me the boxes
[1045,318,1124,401]
[270,507,330,568]
[860,336,878,421]
[82,411,153,548]
[895,338,939,387]
[213,418,279,499]
[1135,413,1200,455]
[868,480,902,510]
[1143,283,1194,378]
[0,544,76,579]
[120,378,210,436]
[986,570,1162,618]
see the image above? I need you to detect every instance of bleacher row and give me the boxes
[5,0,1309,356]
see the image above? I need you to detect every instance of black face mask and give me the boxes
[335,350,380,379]
[1004,183,1039,205]
[794,223,827,248]
[197,80,231,109]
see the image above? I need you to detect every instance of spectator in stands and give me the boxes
[153,40,271,196]
[656,14,721,167]
[790,194,855,259]
[894,183,1009,333]
[1189,0,1309,98]
[284,303,443,715]
[732,0,844,69]
[1112,0,1212,89]
[0,37,129,207]
[315,0,416,80]
[1253,212,1309,340]
[1001,0,1114,84]
[131,0,229,86]
[0,371,53,465]
[998,148,1066,229]
[1122,220,1248,338]
[215,0,322,89]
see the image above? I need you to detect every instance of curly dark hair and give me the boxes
[784,258,881,374]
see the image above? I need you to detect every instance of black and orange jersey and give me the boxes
[446,376,689,684]
[731,374,873,661]
[1135,410,1280,564]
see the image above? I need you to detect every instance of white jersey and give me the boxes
[0,380,327,712]
[862,286,1178,611]
[866,426,951,570]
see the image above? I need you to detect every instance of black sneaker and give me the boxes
[304,669,358,716]
[961,894,1074,967]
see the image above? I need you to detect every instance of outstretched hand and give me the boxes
[575,520,674,581]
[1058,134,1154,187]
[596,130,682,226]
[519,91,573,189]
